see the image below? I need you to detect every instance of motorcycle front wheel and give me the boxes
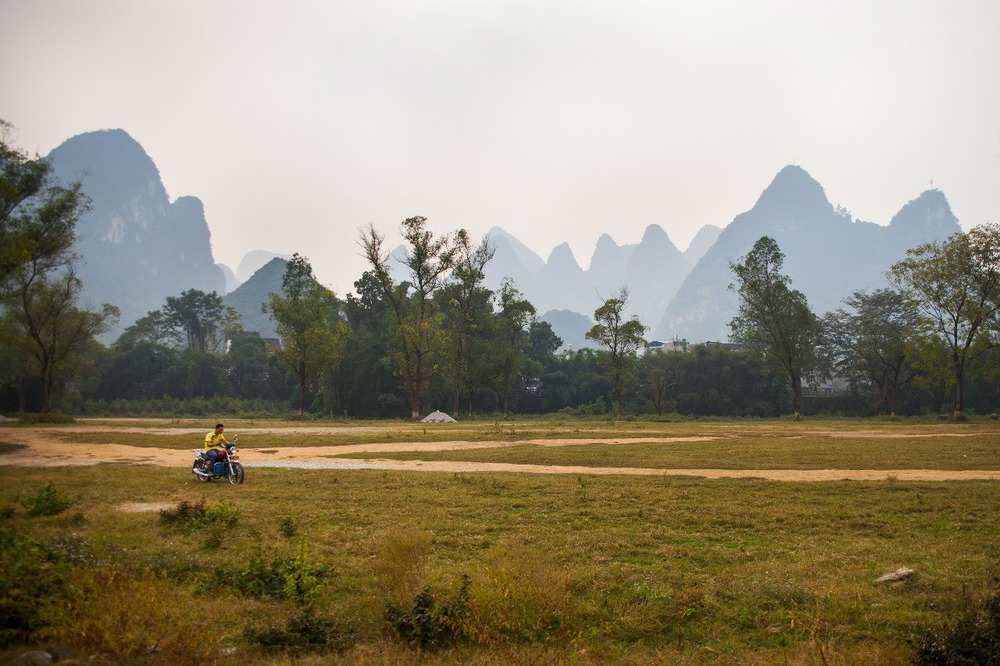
[228,462,245,485]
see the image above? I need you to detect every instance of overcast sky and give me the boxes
[3,0,998,294]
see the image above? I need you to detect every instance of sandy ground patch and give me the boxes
[1,425,998,482]
[118,502,175,512]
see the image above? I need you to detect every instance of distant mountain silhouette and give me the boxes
[483,224,691,329]
[222,258,287,339]
[46,129,225,339]
[237,250,294,283]
[481,227,545,299]
[45,129,964,348]
[622,225,689,329]
[586,233,636,292]
[684,225,722,264]
[219,263,239,293]
[653,165,961,342]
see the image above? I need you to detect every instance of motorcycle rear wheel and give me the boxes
[228,462,245,485]
[193,462,210,482]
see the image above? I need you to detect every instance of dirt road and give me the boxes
[2,425,998,482]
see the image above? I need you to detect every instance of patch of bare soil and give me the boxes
[2,425,998,482]
[118,502,174,513]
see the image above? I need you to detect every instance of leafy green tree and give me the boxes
[266,254,347,416]
[889,223,1000,420]
[115,310,183,350]
[528,320,562,366]
[495,278,536,416]
[729,236,820,418]
[585,288,648,418]
[638,348,676,416]
[99,311,186,401]
[225,333,283,400]
[360,217,458,419]
[822,289,919,419]
[541,348,611,414]
[1,120,83,289]
[437,230,494,416]
[98,339,179,400]
[1,268,118,412]
[334,271,401,416]
[671,344,783,417]
[162,289,235,353]
[0,123,118,413]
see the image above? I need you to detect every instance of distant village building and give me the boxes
[801,374,850,396]
[645,337,689,354]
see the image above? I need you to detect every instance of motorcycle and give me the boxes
[192,435,245,484]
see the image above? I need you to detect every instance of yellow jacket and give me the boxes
[204,431,227,451]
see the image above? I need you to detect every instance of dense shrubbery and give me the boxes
[159,499,239,531]
[20,484,77,517]
[3,323,996,419]
[244,608,352,655]
[232,543,331,604]
[384,575,470,649]
[0,528,75,647]
[79,396,295,418]
[912,590,1000,665]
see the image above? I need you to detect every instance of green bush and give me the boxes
[0,528,75,647]
[21,484,77,517]
[912,592,1000,665]
[231,542,330,604]
[244,608,353,654]
[159,499,239,531]
[14,413,76,425]
[384,574,470,649]
[159,499,208,525]
[278,516,297,538]
[80,397,294,418]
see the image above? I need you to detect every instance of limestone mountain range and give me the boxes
[45,129,961,346]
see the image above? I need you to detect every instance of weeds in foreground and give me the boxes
[230,540,331,605]
[2,425,1000,666]
[0,527,75,648]
[20,484,77,517]
[244,607,354,655]
[385,574,471,649]
[159,499,239,531]
[912,585,1000,665]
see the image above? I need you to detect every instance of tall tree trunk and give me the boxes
[791,380,801,419]
[41,364,53,414]
[954,358,965,420]
[298,362,306,416]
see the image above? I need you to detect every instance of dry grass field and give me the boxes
[2,416,999,664]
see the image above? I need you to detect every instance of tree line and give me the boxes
[2,123,998,419]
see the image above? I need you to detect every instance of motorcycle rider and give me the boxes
[203,423,230,473]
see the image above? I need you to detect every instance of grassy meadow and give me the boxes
[2,417,999,664]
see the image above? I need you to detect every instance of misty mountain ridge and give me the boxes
[238,250,294,283]
[47,129,226,340]
[654,165,960,341]
[221,257,287,340]
[46,129,961,348]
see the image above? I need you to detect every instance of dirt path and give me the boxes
[2,426,999,482]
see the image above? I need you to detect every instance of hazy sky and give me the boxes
[3,0,998,294]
